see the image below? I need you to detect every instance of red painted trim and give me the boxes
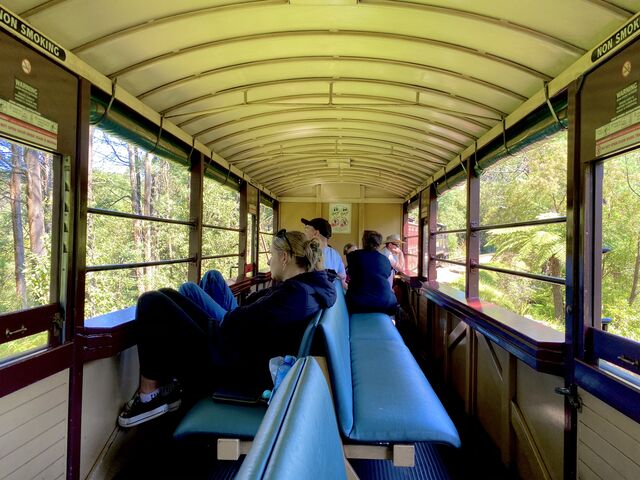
[0,342,73,398]
[0,304,60,344]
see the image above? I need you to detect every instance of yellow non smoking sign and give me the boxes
[592,16,640,62]
[0,5,66,61]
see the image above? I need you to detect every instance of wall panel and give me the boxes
[577,389,640,480]
[80,346,139,478]
[0,370,68,480]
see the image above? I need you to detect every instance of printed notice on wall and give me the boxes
[595,81,640,156]
[0,98,58,149]
[14,78,38,111]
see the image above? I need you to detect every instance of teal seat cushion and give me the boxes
[317,283,354,437]
[349,339,461,447]
[350,312,401,342]
[237,357,347,480]
[173,398,267,440]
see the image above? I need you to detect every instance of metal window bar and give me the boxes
[201,253,242,261]
[86,257,195,273]
[202,223,244,232]
[259,231,274,236]
[432,228,467,235]
[88,207,194,227]
[474,216,566,232]
[471,262,565,285]
[431,257,467,268]
[433,217,566,237]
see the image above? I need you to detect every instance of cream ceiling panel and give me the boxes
[4,0,637,197]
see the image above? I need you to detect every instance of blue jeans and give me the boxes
[179,270,238,322]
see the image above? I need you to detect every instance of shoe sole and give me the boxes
[167,399,181,412]
[118,404,168,428]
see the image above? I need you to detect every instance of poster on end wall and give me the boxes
[329,203,351,234]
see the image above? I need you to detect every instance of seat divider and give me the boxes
[217,438,253,460]
[343,444,415,467]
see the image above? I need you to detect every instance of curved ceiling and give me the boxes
[6,0,640,197]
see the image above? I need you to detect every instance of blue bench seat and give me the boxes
[236,357,346,480]
[173,310,323,448]
[317,285,461,448]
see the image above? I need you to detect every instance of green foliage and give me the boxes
[601,153,640,341]
[0,332,48,361]
[83,129,243,318]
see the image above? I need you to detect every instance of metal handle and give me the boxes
[617,355,640,368]
[5,325,27,338]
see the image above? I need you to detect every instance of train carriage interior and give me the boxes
[1,1,640,479]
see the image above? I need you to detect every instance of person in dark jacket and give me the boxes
[345,230,397,315]
[118,230,336,428]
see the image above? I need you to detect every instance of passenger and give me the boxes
[343,243,357,284]
[343,243,357,256]
[381,234,406,286]
[301,217,347,288]
[345,231,397,315]
[117,230,337,428]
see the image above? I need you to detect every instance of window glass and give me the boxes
[0,138,54,314]
[259,203,274,273]
[404,201,419,275]
[87,128,191,317]
[480,131,567,225]
[601,152,640,341]
[0,332,48,362]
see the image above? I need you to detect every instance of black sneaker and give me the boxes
[161,380,182,413]
[118,381,182,428]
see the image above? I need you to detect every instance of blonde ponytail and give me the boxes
[272,230,324,272]
[303,238,324,272]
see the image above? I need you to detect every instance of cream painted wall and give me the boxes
[363,203,404,242]
[279,201,402,264]
[279,202,318,233]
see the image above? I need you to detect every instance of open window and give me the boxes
[0,138,60,363]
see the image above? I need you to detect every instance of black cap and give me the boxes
[301,217,332,238]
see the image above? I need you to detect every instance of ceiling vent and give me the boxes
[326,158,351,169]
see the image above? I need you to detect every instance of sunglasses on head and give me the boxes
[276,229,294,255]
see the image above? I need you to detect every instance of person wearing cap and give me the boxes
[381,234,406,275]
[301,217,347,287]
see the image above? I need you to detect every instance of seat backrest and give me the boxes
[236,357,347,480]
[316,280,354,436]
[296,309,323,357]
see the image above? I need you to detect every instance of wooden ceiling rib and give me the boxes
[6,0,638,198]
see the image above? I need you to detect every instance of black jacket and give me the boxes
[219,270,337,391]
[345,249,397,315]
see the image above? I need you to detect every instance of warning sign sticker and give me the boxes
[596,122,640,157]
[0,98,57,149]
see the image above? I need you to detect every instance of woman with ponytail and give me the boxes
[118,230,336,427]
